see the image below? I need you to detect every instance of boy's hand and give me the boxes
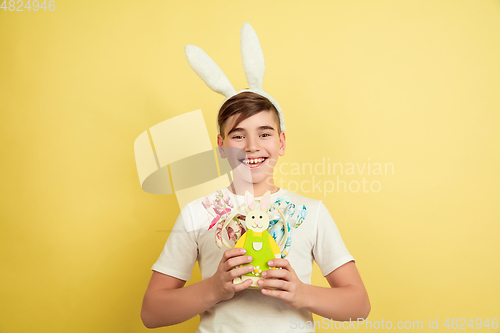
[258,259,307,310]
[210,248,254,302]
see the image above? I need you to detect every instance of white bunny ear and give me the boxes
[245,191,255,210]
[185,44,236,97]
[260,191,271,211]
[240,23,265,90]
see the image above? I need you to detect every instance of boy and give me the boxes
[141,24,370,332]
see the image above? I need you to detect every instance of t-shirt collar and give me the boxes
[224,187,285,201]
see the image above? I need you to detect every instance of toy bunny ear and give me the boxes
[185,44,236,97]
[240,22,265,90]
[245,191,255,210]
[260,191,271,211]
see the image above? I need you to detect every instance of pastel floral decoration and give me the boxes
[202,190,233,230]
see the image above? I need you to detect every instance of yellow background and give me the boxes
[1,0,499,332]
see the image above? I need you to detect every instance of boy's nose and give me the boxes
[245,136,259,153]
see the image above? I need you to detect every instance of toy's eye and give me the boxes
[259,216,262,219]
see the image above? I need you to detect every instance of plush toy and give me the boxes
[232,191,282,288]
[203,189,307,288]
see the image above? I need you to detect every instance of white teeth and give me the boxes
[242,158,266,165]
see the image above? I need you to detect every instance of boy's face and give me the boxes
[217,110,286,188]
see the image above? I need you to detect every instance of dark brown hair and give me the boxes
[218,91,281,138]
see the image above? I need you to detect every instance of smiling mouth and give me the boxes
[240,157,268,168]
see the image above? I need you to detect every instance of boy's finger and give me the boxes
[232,278,253,292]
[221,248,247,263]
[261,288,287,300]
[225,255,253,270]
[268,259,291,270]
[262,268,289,280]
[228,264,254,279]
[258,278,289,291]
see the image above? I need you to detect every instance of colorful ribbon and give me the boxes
[202,192,307,258]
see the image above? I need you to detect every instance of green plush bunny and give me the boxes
[233,191,281,288]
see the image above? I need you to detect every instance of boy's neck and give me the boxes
[227,181,280,198]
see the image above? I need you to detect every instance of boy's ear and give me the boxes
[217,134,227,158]
[279,131,286,156]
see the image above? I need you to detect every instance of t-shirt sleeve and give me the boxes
[151,204,198,281]
[313,201,355,277]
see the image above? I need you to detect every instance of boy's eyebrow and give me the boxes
[227,127,245,136]
[227,125,276,136]
[258,125,276,131]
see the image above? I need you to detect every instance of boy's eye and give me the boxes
[232,135,244,139]
[260,133,271,138]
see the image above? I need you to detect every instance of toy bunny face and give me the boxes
[244,191,271,232]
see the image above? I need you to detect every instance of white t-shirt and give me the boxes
[152,188,355,333]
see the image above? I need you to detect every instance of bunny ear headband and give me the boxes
[184,22,285,134]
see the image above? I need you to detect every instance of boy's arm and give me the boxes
[302,261,370,320]
[141,271,217,328]
[141,248,255,328]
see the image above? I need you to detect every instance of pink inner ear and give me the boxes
[247,194,254,210]
[260,192,270,210]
